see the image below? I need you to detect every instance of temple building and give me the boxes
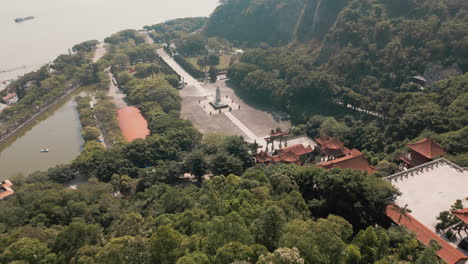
[0,180,14,200]
[400,138,446,169]
[385,158,468,264]
[315,135,352,162]
[315,135,377,174]
[318,149,377,174]
[256,144,313,165]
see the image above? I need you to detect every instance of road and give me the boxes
[107,71,128,109]
[92,42,106,63]
[156,49,207,96]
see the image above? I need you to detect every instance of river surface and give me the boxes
[0,0,218,89]
[0,90,85,179]
[0,0,217,179]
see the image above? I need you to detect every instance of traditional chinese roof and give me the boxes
[273,151,301,164]
[117,106,150,142]
[315,136,351,157]
[256,150,273,163]
[0,180,14,200]
[277,144,313,157]
[318,149,377,174]
[386,205,468,264]
[452,208,468,224]
[2,93,17,102]
[407,138,445,159]
[315,136,344,150]
[256,144,312,165]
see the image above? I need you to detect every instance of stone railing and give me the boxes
[385,158,468,183]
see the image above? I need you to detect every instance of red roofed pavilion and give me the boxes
[387,205,468,264]
[400,138,446,169]
[117,106,150,142]
[318,149,377,174]
[315,135,352,160]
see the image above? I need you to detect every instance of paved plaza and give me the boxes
[157,48,292,144]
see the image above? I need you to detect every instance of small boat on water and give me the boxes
[15,16,35,23]
[40,148,49,153]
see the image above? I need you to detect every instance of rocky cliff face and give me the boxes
[297,0,349,41]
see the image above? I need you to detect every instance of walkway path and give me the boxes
[156,49,206,96]
[92,42,106,63]
[156,47,290,145]
[224,112,257,142]
[107,70,128,109]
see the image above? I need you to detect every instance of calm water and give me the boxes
[0,0,218,87]
[0,90,85,179]
[0,0,217,178]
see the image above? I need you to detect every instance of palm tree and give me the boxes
[396,204,412,223]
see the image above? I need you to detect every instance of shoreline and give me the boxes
[0,84,82,145]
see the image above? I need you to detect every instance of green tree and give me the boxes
[183,150,208,183]
[257,247,305,264]
[96,236,150,264]
[251,205,286,251]
[150,226,184,264]
[176,252,210,264]
[82,127,101,141]
[54,223,103,262]
[214,242,253,264]
[0,238,51,263]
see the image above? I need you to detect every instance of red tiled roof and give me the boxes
[277,144,313,157]
[2,180,13,187]
[0,180,14,200]
[386,205,468,264]
[453,208,468,225]
[315,136,352,158]
[407,138,445,159]
[2,93,17,101]
[256,144,312,165]
[315,136,345,150]
[273,151,301,164]
[318,149,378,174]
[256,151,273,163]
[117,106,150,142]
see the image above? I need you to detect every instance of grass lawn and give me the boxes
[185,54,233,72]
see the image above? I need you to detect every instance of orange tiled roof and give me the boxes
[256,151,273,163]
[318,149,378,174]
[315,136,346,150]
[407,138,445,159]
[273,151,301,164]
[0,180,14,200]
[277,144,313,157]
[2,93,17,101]
[386,205,468,264]
[117,106,150,142]
[453,208,468,225]
[315,136,352,158]
[256,144,312,165]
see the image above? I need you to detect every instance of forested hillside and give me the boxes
[210,0,468,167]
